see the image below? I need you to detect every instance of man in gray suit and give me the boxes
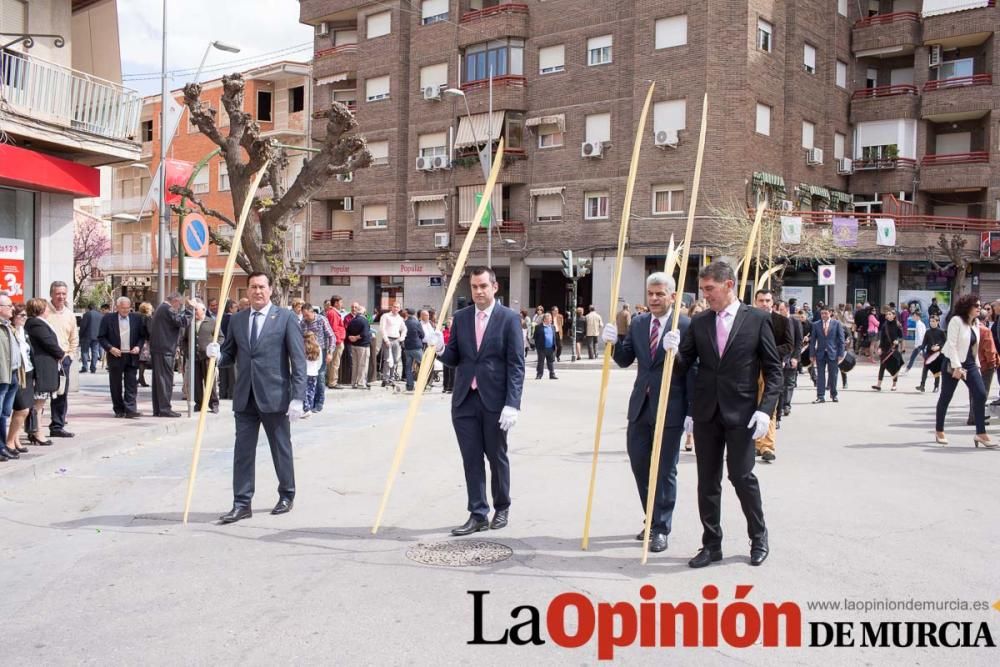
[207,272,306,523]
[148,292,193,417]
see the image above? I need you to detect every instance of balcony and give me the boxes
[788,210,998,234]
[299,0,358,23]
[459,76,527,113]
[923,1,997,42]
[0,49,142,144]
[311,229,354,241]
[849,158,917,194]
[919,153,991,191]
[922,74,994,118]
[100,254,153,271]
[920,151,989,166]
[852,12,921,55]
[100,196,146,217]
[457,4,529,48]
[850,85,920,122]
[313,44,358,81]
[851,84,918,99]
[923,74,992,91]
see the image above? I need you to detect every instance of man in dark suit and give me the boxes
[207,272,306,523]
[98,297,146,418]
[666,261,782,568]
[181,300,223,413]
[79,304,103,373]
[603,272,693,553]
[429,267,525,536]
[777,300,802,418]
[809,305,845,403]
[148,293,193,417]
[753,289,794,462]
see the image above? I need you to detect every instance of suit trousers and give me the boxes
[781,367,797,413]
[816,357,839,399]
[403,348,422,390]
[626,400,683,533]
[452,390,511,518]
[48,357,71,432]
[535,348,555,378]
[233,388,295,507]
[693,408,767,548]
[151,351,176,415]
[219,365,235,400]
[194,358,219,410]
[350,345,369,387]
[108,364,138,415]
[327,342,344,387]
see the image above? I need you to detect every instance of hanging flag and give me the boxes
[780,215,802,244]
[818,264,836,286]
[136,162,162,219]
[474,192,493,229]
[163,95,186,150]
[163,159,196,205]
[832,217,858,247]
[875,218,896,246]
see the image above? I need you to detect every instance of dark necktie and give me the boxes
[250,311,261,348]
[649,317,660,358]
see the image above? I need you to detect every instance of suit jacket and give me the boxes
[24,317,65,393]
[217,306,306,413]
[79,309,102,343]
[439,303,525,411]
[98,312,147,369]
[149,302,193,354]
[532,323,557,350]
[675,304,783,429]
[182,319,224,361]
[809,318,844,361]
[613,311,694,427]
[770,311,794,361]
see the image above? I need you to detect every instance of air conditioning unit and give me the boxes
[654,129,679,148]
[433,232,450,249]
[415,156,434,171]
[423,85,442,101]
[343,196,353,211]
[581,141,604,158]
[837,157,854,175]
[781,199,795,212]
[336,172,353,182]
[431,155,451,170]
[928,44,942,67]
[316,22,329,36]
[806,147,824,165]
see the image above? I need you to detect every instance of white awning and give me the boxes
[525,114,565,131]
[410,193,447,203]
[454,112,505,148]
[530,186,565,197]
[922,1,989,17]
[316,72,350,86]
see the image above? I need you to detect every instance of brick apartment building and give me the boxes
[102,61,312,305]
[297,0,1000,313]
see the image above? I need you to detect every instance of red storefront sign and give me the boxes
[0,238,26,303]
[0,144,100,197]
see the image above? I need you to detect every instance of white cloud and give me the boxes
[119,0,313,95]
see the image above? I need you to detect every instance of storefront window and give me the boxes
[0,187,35,300]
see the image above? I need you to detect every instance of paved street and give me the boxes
[1,360,999,665]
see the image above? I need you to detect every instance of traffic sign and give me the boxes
[181,215,210,258]
[183,257,207,281]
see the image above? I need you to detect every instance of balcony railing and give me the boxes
[311,229,354,241]
[854,11,920,28]
[851,84,918,99]
[100,254,153,271]
[100,196,144,217]
[460,75,526,92]
[923,74,992,91]
[770,210,998,233]
[460,3,529,23]
[921,151,990,166]
[853,157,917,171]
[0,49,142,142]
[314,43,358,59]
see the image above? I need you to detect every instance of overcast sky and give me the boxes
[118,0,313,96]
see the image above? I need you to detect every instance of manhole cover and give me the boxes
[405,540,513,567]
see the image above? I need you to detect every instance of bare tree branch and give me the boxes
[168,186,235,227]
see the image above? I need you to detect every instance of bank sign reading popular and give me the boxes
[0,238,25,303]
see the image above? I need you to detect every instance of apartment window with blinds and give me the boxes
[803,43,816,74]
[588,35,613,66]
[0,0,27,33]
[655,15,687,49]
[755,103,771,136]
[584,192,609,220]
[218,162,230,191]
[538,124,564,148]
[536,194,563,222]
[363,204,389,229]
[421,0,448,25]
[192,169,210,194]
[366,75,390,102]
[458,185,502,226]
[585,113,611,144]
[419,132,448,157]
[836,61,848,88]
[834,132,846,160]
[416,200,446,227]
[420,63,448,92]
[757,19,773,53]
[367,11,391,39]
[652,185,685,215]
[802,121,815,149]
[653,99,686,133]
[368,141,389,166]
[538,45,565,74]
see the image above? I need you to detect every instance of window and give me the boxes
[192,168,209,194]
[890,67,914,86]
[755,103,771,135]
[538,45,565,74]
[652,185,685,215]
[141,120,154,142]
[1,0,27,33]
[588,35,613,66]
[420,63,448,93]
[536,194,563,222]
[838,0,847,17]
[866,67,878,88]
[463,39,524,83]
[655,15,687,49]
[363,204,388,229]
[585,112,611,144]
[836,61,848,88]
[653,99,686,133]
[321,275,351,286]
[333,29,358,46]
[256,90,272,121]
[802,121,815,149]
[416,200,446,227]
[367,11,391,39]
[584,192,609,220]
[368,141,389,166]
[938,58,973,81]
[505,112,525,150]
[538,124,564,148]
[218,162,230,191]
[757,19,773,52]
[803,43,816,74]
[289,86,305,113]
[419,132,448,157]
[421,0,448,25]
[834,132,846,160]
[365,75,390,102]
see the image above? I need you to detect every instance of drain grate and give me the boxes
[405,540,513,567]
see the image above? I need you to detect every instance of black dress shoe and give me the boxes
[750,541,769,566]
[271,498,293,515]
[451,514,489,536]
[158,411,181,418]
[688,547,723,568]
[49,430,75,438]
[550,375,558,380]
[219,506,252,524]
[812,398,825,404]
[832,396,839,402]
[0,448,9,461]
[114,412,125,418]
[2,447,18,459]
[762,451,776,462]
[125,411,142,419]
[490,509,508,530]
[649,532,668,553]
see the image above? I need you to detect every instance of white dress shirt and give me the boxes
[249,302,273,341]
[118,315,131,349]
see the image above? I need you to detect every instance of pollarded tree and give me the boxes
[170,73,371,303]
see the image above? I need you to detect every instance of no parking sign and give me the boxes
[182,215,210,258]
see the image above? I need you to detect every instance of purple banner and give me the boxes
[832,217,858,247]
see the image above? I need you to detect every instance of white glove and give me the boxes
[205,342,220,359]
[287,399,304,421]
[498,406,519,432]
[426,330,445,349]
[600,322,619,344]
[684,416,694,435]
[662,330,680,353]
[748,410,770,440]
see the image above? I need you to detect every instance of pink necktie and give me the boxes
[472,310,487,389]
[649,317,660,358]
[716,311,729,356]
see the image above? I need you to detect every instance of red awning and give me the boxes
[0,144,100,197]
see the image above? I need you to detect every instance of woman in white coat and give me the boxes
[935,294,995,447]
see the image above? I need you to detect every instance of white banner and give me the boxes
[818,265,836,286]
[780,216,802,244]
[875,218,897,246]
